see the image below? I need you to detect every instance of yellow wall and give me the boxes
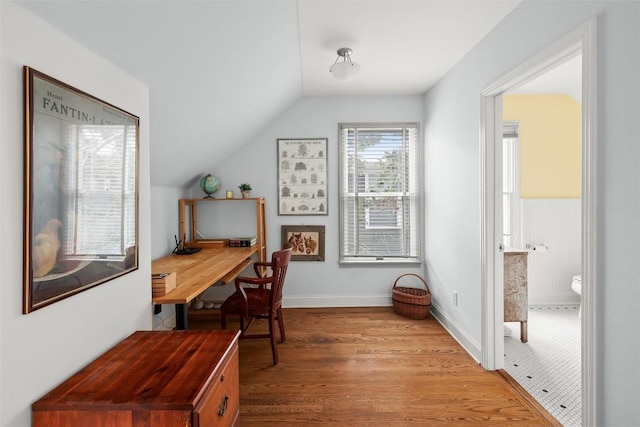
[503,94,581,198]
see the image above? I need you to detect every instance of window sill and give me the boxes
[339,257,422,266]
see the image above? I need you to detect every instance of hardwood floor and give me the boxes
[189,307,560,426]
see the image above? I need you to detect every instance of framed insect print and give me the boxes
[277,138,327,215]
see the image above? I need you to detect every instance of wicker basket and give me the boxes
[392,273,432,319]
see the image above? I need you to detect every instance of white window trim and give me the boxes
[338,122,422,265]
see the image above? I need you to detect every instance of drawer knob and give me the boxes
[220,373,225,382]
[218,394,229,417]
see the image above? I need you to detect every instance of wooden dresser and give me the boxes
[32,330,240,427]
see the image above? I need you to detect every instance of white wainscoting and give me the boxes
[521,198,581,304]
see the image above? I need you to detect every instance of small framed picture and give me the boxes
[281,225,325,261]
[277,138,328,215]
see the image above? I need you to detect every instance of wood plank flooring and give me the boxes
[189,307,560,426]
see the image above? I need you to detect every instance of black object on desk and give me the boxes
[173,234,201,255]
[174,247,201,255]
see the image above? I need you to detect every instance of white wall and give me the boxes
[212,96,426,307]
[424,1,640,424]
[0,3,152,425]
[150,185,189,259]
[149,185,189,329]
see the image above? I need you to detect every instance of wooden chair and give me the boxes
[220,244,293,364]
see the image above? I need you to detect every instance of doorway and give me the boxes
[479,19,597,426]
[501,71,583,424]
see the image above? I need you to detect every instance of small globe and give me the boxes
[200,174,221,198]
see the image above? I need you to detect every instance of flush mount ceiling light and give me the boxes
[329,47,360,81]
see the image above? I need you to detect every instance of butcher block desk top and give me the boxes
[152,246,257,305]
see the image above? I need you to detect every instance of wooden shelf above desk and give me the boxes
[179,197,267,265]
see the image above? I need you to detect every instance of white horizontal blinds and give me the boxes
[503,136,514,247]
[61,123,137,258]
[340,123,419,259]
[502,122,519,248]
[341,126,359,257]
[122,124,137,254]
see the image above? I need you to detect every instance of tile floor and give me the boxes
[504,304,581,427]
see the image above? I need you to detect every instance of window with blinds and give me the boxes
[60,123,137,259]
[503,121,520,249]
[339,123,421,262]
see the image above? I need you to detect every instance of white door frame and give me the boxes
[479,19,597,425]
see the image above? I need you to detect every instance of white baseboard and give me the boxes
[283,295,393,308]
[430,302,482,363]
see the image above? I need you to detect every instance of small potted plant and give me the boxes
[238,183,252,198]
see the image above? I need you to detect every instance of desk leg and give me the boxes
[175,304,188,330]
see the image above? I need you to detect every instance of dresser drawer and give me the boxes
[194,344,240,427]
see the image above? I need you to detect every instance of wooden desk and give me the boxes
[152,246,257,329]
[33,330,241,427]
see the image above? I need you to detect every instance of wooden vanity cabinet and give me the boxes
[504,249,528,343]
[32,330,240,427]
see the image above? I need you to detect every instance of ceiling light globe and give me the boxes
[330,61,360,81]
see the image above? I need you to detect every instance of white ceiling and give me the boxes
[298,0,521,95]
[14,0,521,186]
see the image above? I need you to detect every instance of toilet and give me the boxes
[571,274,582,317]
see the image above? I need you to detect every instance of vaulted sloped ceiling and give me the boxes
[15,1,302,187]
[14,0,521,187]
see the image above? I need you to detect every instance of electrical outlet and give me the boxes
[452,290,458,306]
